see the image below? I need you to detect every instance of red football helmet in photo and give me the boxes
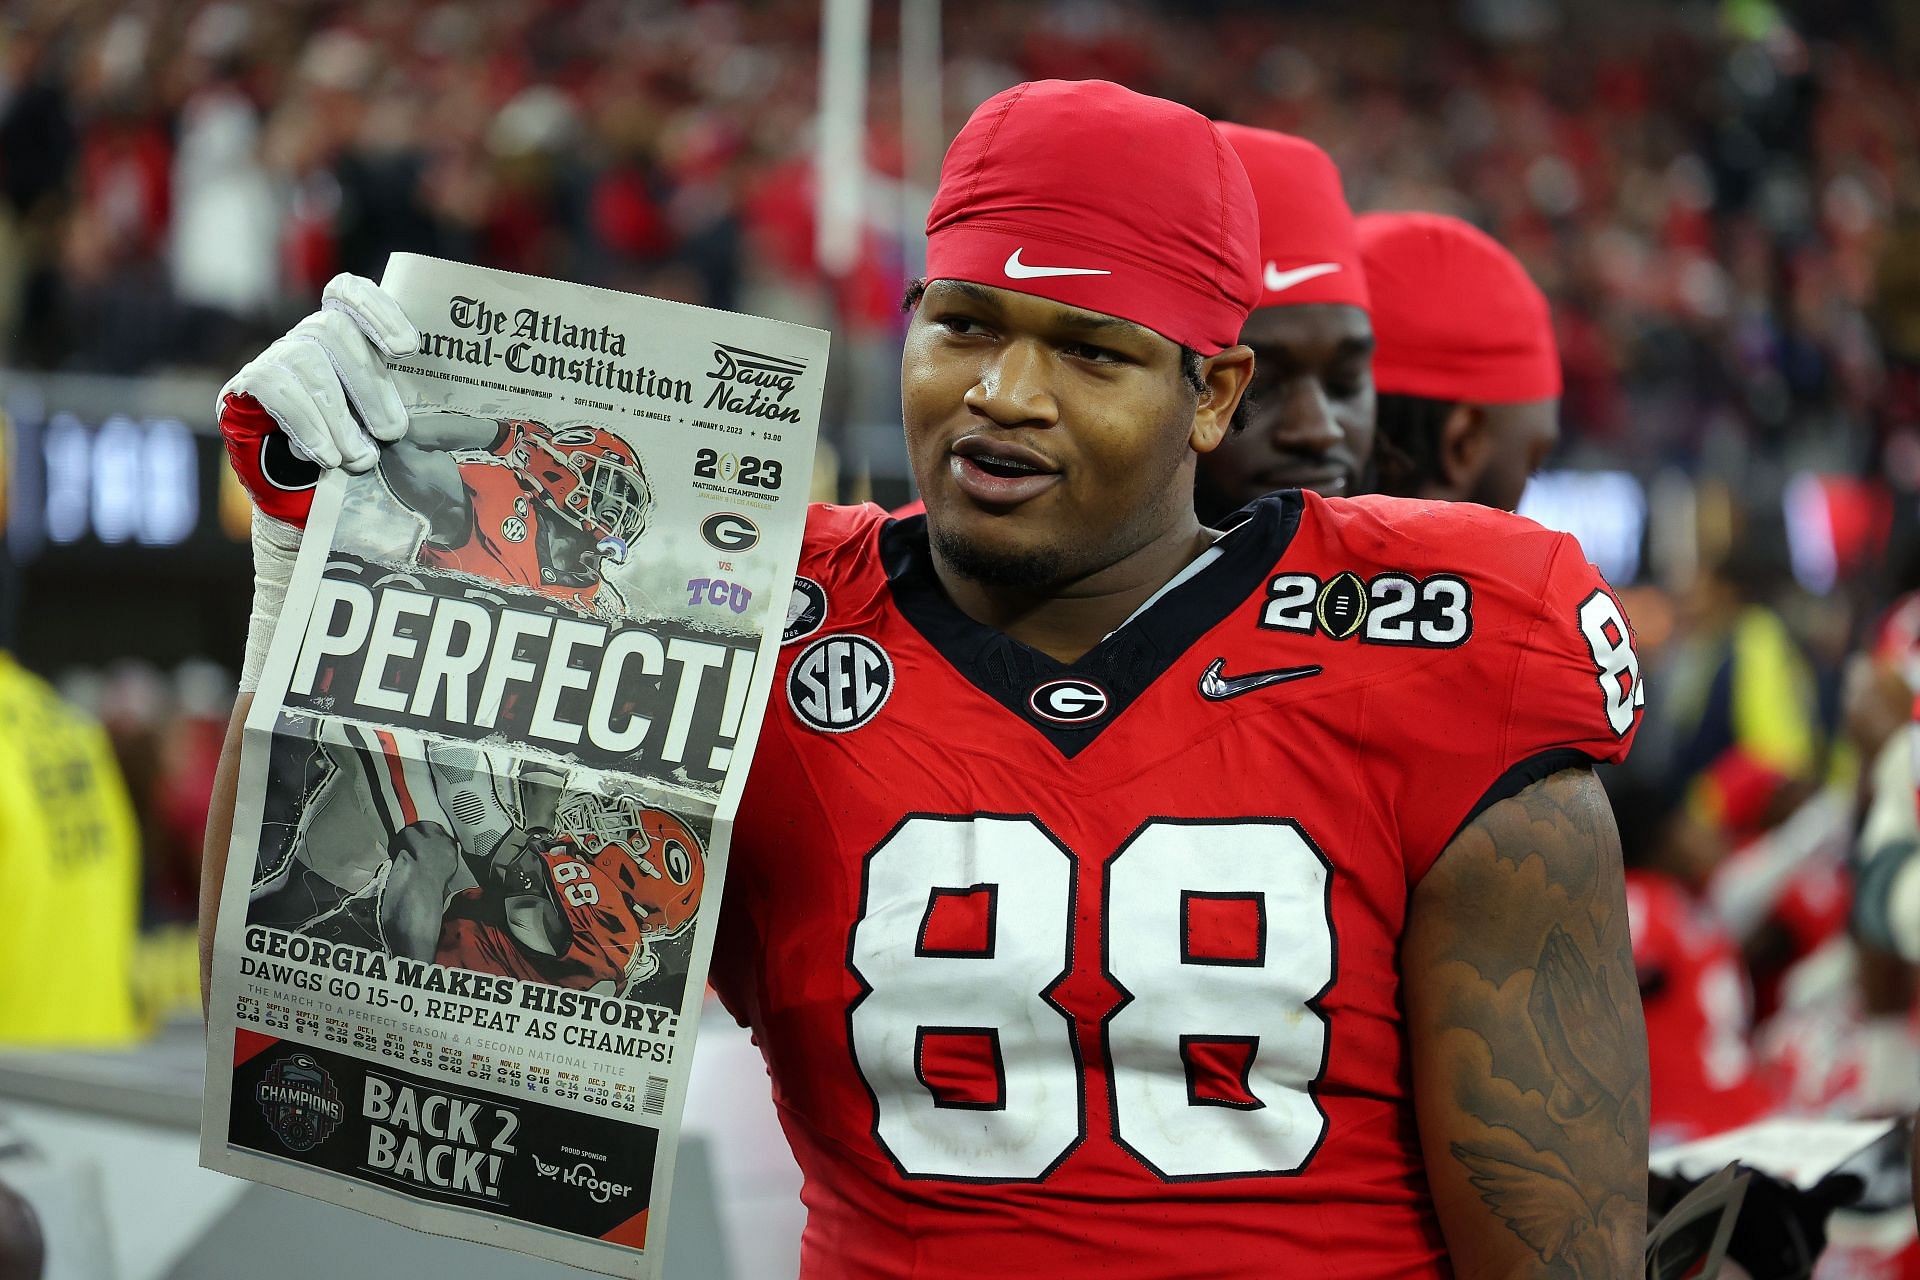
[509,421,653,562]
[554,792,706,938]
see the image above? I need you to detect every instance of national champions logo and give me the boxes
[255,1053,346,1152]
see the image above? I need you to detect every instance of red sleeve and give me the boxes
[489,419,531,458]
[1498,533,1643,768]
[1402,533,1644,882]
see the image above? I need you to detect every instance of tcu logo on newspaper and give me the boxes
[686,576,753,615]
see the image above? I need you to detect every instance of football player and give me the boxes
[898,124,1373,525]
[1839,606,1920,1238]
[434,789,706,994]
[247,729,545,954]
[204,79,1649,1277]
[255,725,702,997]
[220,386,649,612]
[1357,211,1562,511]
[1194,124,1376,520]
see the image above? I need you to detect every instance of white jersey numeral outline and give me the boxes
[847,814,1334,1183]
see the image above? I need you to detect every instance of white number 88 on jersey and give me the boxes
[847,815,1334,1183]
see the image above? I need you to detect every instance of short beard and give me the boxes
[930,521,1068,590]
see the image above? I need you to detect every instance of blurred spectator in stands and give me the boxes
[1843,591,1920,1082]
[0,22,77,368]
[1747,584,1920,1125]
[0,1177,42,1280]
[0,651,139,1044]
[169,5,278,319]
[1667,537,1825,801]
[1611,770,1776,1147]
[0,0,1905,495]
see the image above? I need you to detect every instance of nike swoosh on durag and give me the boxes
[1197,657,1324,701]
[1004,248,1113,280]
[1262,261,1343,294]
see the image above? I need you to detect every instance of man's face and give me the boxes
[901,280,1210,589]
[1195,302,1373,520]
[1467,398,1559,512]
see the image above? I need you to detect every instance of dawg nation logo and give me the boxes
[532,1154,636,1205]
[256,1054,346,1152]
[705,344,806,424]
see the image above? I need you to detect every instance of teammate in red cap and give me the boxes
[206,78,1647,1277]
[1196,123,1375,520]
[1359,211,1562,511]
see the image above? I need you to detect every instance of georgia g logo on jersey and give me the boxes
[1028,678,1109,726]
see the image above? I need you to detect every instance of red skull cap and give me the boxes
[925,79,1261,356]
[1358,211,1561,404]
[1216,122,1369,313]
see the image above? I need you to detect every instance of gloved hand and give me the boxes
[221,273,418,691]
[218,272,419,529]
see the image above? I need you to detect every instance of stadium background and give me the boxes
[3,0,1920,1276]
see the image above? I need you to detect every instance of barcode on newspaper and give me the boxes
[643,1077,669,1116]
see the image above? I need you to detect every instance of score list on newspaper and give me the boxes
[201,253,827,1276]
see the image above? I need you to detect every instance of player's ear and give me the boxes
[1190,344,1254,454]
[1436,402,1490,500]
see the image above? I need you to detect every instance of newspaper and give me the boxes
[1648,1117,1904,1193]
[201,253,827,1276]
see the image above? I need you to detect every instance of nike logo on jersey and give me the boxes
[1004,248,1113,280]
[1197,657,1323,701]
[1263,261,1343,294]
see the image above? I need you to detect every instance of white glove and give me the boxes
[221,273,419,474]
[225,273,418,691]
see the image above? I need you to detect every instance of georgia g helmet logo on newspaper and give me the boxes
[555,792,707,937]
[512,422,653,566]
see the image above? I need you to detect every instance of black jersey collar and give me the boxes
[879,492,1304,758]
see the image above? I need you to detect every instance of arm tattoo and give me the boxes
[1416,768,1649,1278]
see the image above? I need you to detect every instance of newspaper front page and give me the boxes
[201,253,827,1275]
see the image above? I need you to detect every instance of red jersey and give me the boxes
[711,493,1644,1279]
[1625,869,1773,1146]
[437,824,703,990]
[415,423,601,610]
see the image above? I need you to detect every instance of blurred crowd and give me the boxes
[6,1,1920,1264]
[5,0,1920,482]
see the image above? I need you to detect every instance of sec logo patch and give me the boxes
[788,634,892,733]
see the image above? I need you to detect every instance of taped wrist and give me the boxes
[240,513,303,692]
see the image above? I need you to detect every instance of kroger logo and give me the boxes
[532,1155,634,1205]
